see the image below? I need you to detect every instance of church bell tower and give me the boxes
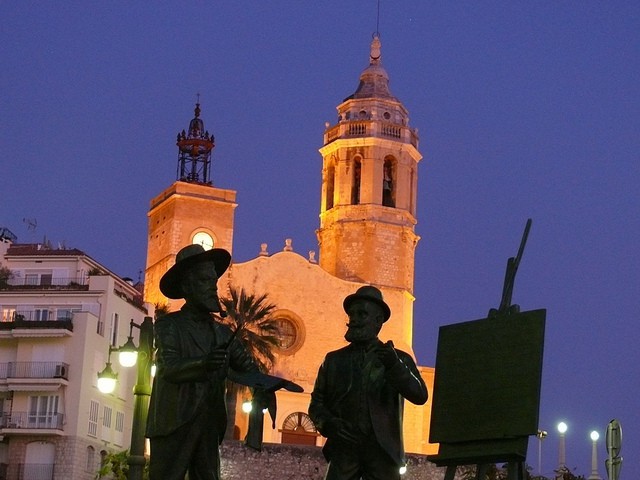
[317,35,422,293]
[144,102,237,309]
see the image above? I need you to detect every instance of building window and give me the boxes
[114,411,125,446]
[109,313,119,346]
[274,318,297,350]
[56,307,78,321]
[102,406,113,442]
[86,446,95,472]
[34,308,51,321]
[1,307,16,322]
[410,167,416,215]
[115,411,124,433]
[281,412,318,446]
[325,162,335,210]
[28,395,60,429]
[351,156,362,205]
[88,400,99,437]
[103,406,112,429]
[271,310,305,355]
[382,157,396,207]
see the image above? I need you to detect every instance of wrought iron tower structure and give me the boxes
[176,102,215,184]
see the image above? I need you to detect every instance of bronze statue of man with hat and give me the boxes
[309,285,428,480]
[146,244,260,480]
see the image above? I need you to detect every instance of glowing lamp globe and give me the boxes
[118,350,138,368]
[97,363,118,394]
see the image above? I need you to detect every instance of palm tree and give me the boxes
[217,286,281,439]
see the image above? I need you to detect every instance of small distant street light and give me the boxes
[557,421,568,478]
[96,316,154,480]
[537,429,548,476]
[588,430,602,480]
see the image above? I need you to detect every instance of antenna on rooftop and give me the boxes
[23,218,37,231]
[375,0,381,36]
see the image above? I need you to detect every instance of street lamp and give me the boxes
[588,430,602,480]
[537,429,548,476]
[557,421,568,477]
[97,316,154,480]
[97,350,118,394]
[118,323,139,367]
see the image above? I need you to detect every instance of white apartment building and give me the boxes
[0,231,147,480]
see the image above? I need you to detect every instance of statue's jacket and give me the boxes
[146,307,257,441]
[309,340,428,466]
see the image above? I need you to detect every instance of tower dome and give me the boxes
[346,34,397,102]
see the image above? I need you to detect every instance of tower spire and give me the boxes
[370,33,382,65]
[176,100,215,185]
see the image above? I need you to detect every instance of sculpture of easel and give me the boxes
[428,219,545,480]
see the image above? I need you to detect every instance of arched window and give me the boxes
[86,446,95,472]
[281,412,318,446]
[351,156,362,205]
[325,161,335,210]
[382,157,396,207]
[410,167,416,215]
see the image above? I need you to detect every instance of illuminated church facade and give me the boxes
[144,35,437,456]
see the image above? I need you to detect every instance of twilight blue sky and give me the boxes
[1,2,638,477]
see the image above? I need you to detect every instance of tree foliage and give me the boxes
[0,265,14,288]
[218,286,281,373]
[218,286,281,440]
[95,449,149,480]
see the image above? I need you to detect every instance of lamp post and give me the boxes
[588,430,602,480]
[537,429,548,477]
[97,316,154,480]
[557,421,568,478]
[126,316,154,480]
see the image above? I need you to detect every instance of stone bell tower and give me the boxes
[144,102,237,309]
[317,34,422,293]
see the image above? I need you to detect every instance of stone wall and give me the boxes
[220,441,452,480]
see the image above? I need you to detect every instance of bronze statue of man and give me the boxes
[146,244,259,480]
[309,286,428,480]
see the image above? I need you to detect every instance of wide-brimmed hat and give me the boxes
[159,244,231,299]
[343,285,391,321]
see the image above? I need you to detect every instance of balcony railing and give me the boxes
[0,362,69,380]
[2,277,88,291]
[1,412,64,431]
[323,120,419,148]
[9,310,73,322]
[0,313,74,332]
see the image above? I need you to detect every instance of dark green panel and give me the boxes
[429,309,545,445]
